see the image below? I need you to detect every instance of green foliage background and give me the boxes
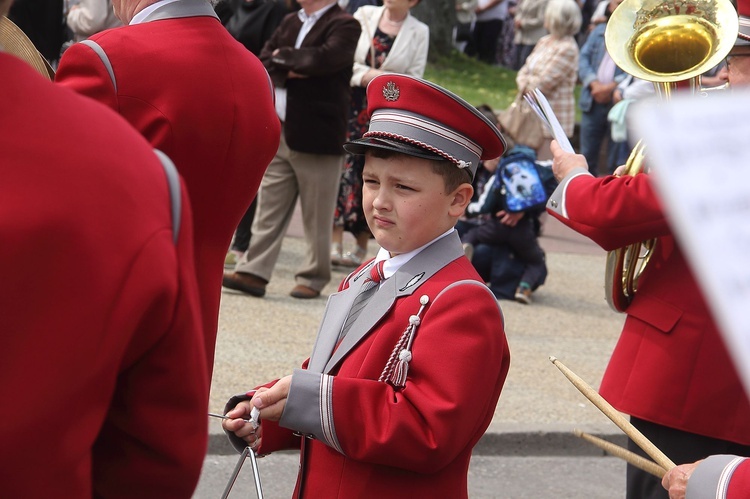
[424,53,518,114]
[424,51,582,121]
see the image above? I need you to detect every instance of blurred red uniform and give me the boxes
[1,52,207,497]
[56,0,281,373]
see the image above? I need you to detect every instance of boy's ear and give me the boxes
[449,183,474,217]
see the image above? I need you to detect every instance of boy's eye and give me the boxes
[395,184,415,191]
[363,178,379,185]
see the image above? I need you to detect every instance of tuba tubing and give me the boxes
[602,0,738,312]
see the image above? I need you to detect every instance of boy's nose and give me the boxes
[371,190,390,210]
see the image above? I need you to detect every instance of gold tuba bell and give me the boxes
[602,0,738,312]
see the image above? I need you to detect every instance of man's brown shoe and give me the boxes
[222,272,267,297]
[290,284,320,299]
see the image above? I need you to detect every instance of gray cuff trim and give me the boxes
[320,373,343,454]
[687,455,745,499]
[280,369,324,439]
[546,169,590,218]
[280,369,343,455]
[80,40,116,92]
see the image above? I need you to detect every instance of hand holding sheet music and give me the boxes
[523,89,575,153]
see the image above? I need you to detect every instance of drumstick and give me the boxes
[574,429,666,478]
[549,356,676,471]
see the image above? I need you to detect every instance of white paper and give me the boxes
[630,89,750,397]
[523,89,575,153]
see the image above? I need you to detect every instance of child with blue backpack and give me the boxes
[460,142,553,304]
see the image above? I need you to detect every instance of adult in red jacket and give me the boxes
[55,0,281,374]
[661,5,750,498]
[546,148,750,498]
[0,9,208,496]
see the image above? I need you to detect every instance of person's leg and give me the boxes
[332,153,355,266]
[496,216,545,303]
[338,155,369,267]
[353,230,370,257]
[292,151,344,293]
[233,135,298,283]
[464,22,480,57]
[331,225,345,265]
[339,231,370,267]
[518,43,534,69]
[470,243,494,283]
[465,218,510,246]
[231,197,257,253]
[487,244,525,299]
[604,131,619,174]
[226,196,258,269]
[477,19,503,64]
[507,217,546,288]
[610,139,632,174]
[579,104,610,176]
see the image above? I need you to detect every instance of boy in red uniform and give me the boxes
[222,74,511,498]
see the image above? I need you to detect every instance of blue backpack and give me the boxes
[495,146,557,213]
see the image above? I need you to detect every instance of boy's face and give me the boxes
[362,153,471,256]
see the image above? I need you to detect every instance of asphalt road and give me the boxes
[194,452,626,499]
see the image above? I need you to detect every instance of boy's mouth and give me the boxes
[373,215,395,227]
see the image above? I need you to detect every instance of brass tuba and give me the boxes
[602,0,738,312]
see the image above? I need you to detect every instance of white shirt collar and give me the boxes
[297,2,336,24]
[130,0,182,25]
[375,228,455,280]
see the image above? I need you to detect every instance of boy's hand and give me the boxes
[222,400,263,450]
[496,210,523,227]
[252,375,292,422]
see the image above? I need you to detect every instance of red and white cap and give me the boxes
[344,74,507,180]
[738,0,750,45]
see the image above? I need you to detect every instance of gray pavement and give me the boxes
[201,209,631,497]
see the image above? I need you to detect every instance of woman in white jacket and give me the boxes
[332,0,429,267]
[66,0,122,43]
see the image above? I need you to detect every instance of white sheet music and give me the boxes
[523,89,575,153]
[630,90,750,398]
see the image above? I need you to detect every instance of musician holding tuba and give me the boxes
[660,3,750,498]
[546,0,750,497]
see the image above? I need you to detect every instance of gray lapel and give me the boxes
[306,264,373,373]
[142,0,219,22]
[323,232,465,373]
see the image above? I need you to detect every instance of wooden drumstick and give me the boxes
[574,429,666,478]
[549,356,676,471]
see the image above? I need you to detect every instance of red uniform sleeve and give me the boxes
[56,40,119,111]
[548,173,672,250]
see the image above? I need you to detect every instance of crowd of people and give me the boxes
[3,0,750,497]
